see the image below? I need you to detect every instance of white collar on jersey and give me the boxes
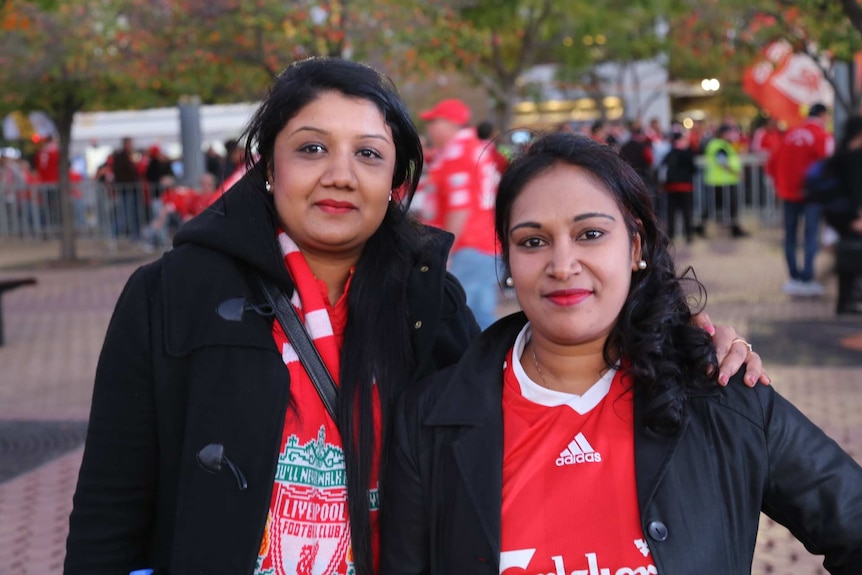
[509,323,617,415]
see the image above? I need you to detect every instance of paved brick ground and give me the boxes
[0,219,860,574]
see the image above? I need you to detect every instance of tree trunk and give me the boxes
[495,86,517,133]
[57,108,77,262]
[586,70,608,122]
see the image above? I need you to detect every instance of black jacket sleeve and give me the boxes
[759,384,862,573]
[64,264,160,574]
[432,272,481,368]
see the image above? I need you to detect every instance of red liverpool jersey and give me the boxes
[255,272,382,575]
[424,128,499,256]
[500,325,656,575]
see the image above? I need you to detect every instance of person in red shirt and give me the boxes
[34,135,60,184]
[476,120,510,175]
[63,60,772,575]
[139,174,219,250]
[772,103,832,297]
[751,117,784,199]
[380,134,862,575]
[421,98,501,329]
[32,135,61,228]
[751,118,783,162]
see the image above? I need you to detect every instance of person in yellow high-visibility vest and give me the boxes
[697,124,749,238]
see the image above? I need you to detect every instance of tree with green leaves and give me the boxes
[1,0,416,261]
[670,0,862,116]
[365,0,565,130]
[396,0,681,130]
[0,0,159,261]
[552,0,680,122]
[773,0,862,114]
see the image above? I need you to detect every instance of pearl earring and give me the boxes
[638,260,647,270]
[265,181,272,193]
[389,190,393,202]
[505,277,514,287]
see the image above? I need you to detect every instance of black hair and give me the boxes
[242,57,424,575]
[809,103,828,118]
[838,115,862,153]
[495,133,718,434]
[243,57,423,197]
[476,120,496,140]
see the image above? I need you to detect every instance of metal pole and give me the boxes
[179,95,204,187]
[833,61,855,143]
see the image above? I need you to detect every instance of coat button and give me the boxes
[414,320,423,329]
[420,265,429,272]
[647,521,668,541]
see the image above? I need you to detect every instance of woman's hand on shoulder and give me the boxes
[692,311,770,388]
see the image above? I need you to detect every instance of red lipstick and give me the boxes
[544,289,591,306]
[316,199,356,214]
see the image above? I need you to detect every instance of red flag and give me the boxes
[743,41,833,128]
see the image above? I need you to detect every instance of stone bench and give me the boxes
[0,278,36,346]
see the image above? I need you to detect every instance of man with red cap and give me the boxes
[420,98,501,329]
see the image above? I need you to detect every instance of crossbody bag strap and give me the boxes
[255,272,340,426]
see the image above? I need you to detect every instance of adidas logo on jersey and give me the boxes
[555,432,602,466]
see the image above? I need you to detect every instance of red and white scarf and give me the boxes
[256,230,382,575]
[272,231,344,385]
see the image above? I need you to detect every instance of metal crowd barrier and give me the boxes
[0,181,151,248]
[691,153,780,227]
[1,154,780,246]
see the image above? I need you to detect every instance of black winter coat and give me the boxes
[380,313,862,575]
[661,147,696,187]
[828,148,862,236]
[64,170,480,574]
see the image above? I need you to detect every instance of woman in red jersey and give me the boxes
[64,59,764,575]
[380,133,862,575]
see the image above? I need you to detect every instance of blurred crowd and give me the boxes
[408,102,859,316]
[2,99,859,314]
[0,134,248,249]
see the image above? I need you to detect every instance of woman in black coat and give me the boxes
[826,116,862,314]
[64,57,480,575]
[64,60,763,575]
[380,134,862,575]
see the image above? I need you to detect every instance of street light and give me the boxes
[701,78,720,92]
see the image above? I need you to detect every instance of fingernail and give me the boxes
[719,373,729,386]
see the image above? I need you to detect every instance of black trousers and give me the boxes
[701,184,740,225]
[666,192,693,242]
[835,243,861,312]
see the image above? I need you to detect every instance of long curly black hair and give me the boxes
[495,133,718,434]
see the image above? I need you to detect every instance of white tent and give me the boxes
[69,102,259,176]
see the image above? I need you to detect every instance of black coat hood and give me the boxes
[173,169,292,286]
